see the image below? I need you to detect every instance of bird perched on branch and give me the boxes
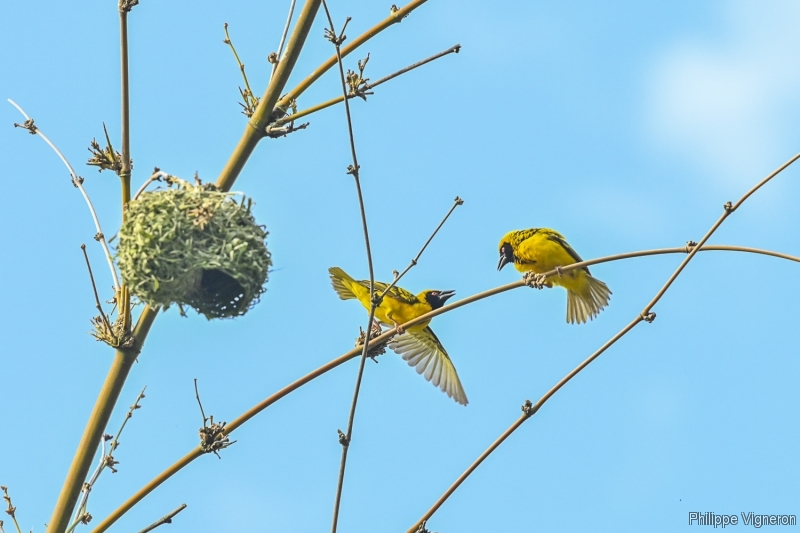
[497,228,611,324]
[328,267,468,405]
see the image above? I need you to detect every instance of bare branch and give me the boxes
[273,43,461,126]
[133,169,174,201]
[318,3,378,531]
[1,487,22,533]
[82,244,114,338]
[271,0,299,79]
[378,196,463,301]
[193,379,208,426]
[8,100,121,293]
[91,242,800,531]
[223,23,260,117]
[275,0,429,114]
[215,0,322,192]
[406,152,800,532]
[136,504,187,533]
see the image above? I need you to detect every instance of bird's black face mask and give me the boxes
[425,290,456,310]
[497,243,515,271]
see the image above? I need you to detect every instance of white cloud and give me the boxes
[646,1,800,188]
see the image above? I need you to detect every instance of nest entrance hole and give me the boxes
[199,269,246,317]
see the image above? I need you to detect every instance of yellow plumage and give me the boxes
[497,229,611,324]
[328,267,468,405]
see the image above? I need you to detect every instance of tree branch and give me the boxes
[215,0,322,192]
[275,0,428,114]
[91,243,799,530]
[406,152,800,532]
[272,43,461,126]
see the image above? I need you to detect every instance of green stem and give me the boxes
[45,350,138,533]
[90,449,201,533]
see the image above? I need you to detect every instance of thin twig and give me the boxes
[65,436,107,533]
[370,43,461,89]
[82,244,114,336]
[193,379,208,426]
[272,0,299,79]
[67,387,146,532]
[133,170,172,201]
[273,43,460,126]
[378,196,463,300]
[275,0,429,115]
[406,152,800,532]
[136,504,187,533]
[215,0,322,192]
[223,23,260,117]
[1,487,22,533]
[91,243,800,532]
[110,387,147,455]
[319,3,377,532]
[8,100,121,293]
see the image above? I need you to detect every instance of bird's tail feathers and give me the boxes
[328,267,357,300]
[566,275,611,324]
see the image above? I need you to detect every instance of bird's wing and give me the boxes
[544,230,590,273]
[381,284,419,305]
[388,327,468,406]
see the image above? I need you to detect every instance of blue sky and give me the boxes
[2,1,799,532]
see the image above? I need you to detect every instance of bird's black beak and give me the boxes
[498,253,511,271]
[498,243,514,271]
[439,290,456,303]
[426,289,456,310]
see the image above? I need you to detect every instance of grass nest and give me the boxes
[118,180,271,319]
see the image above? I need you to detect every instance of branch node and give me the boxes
[346,54,373,100]
[87,123,127,175]
[641,312,656,323]
[355,320,390,360]
[337,429,350,446]
[265,121,309,138]
[267,51,279,65]
[390,4,410,22]
[195,379,235,457]
[198,417,235,458]
[685,240,698,253]
[414,521,432,533]
[119,0,139,13]
[454,195,464,205]
[723,201,734,213]
[521,399,538,417]
[522,271,548,290]
[346,164,360,176]
[103,454,120,473]
[324,22,348,46]
[13,118,37,134]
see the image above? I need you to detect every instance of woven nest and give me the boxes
[117,181,271,319]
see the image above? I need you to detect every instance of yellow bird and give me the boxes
[497,229,611,324]
[328,267,468,405]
